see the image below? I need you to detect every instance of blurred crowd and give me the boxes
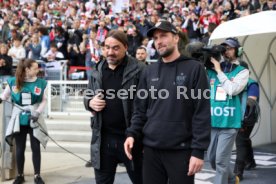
[0,0,275,79]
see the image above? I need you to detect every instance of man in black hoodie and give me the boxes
[124,20,211,184]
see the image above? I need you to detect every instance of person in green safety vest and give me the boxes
[0,59,48,184]
[206,37,249,184]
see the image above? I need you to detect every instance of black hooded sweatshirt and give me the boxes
[126,55,211,159]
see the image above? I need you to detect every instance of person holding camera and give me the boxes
[207,37,249,184]
[0,59,48,184]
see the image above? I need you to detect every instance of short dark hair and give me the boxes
[50,42,57,48]
[136,46,147,52]
[14,36,22,41]
[106,30,128,47]
[37,26,49,35]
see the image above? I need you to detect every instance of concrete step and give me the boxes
[27,140,91,154]
[60,101,84,107]
[64,99,85,103]
[26,116,92,153]
[63,107,86,112]
[46,114,92,120]
[47,130,91,142]
[45,119,91,131]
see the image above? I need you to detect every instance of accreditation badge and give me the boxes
[215,85,227,101]
[21,93,32,105]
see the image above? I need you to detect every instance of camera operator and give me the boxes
[206,37,249,184]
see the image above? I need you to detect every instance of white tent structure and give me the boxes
[210,11,276,146]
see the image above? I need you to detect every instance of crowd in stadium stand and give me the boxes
[0,0,275,80]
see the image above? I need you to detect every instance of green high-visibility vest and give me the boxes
[207,65,246,128]
[7,77,47,125]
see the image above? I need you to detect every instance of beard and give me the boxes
[106,56,123,66]
[157,45,175,58]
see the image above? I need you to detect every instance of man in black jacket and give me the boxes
[83,30,145,184]
[124,20,211,184]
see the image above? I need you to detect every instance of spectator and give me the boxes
[85,31,100,79]
[221,1,236,21]
[54,26,68,59]
[182,11,201,43]
[135,46,148,64]
[27,34,42,60]
[0,14,10,44]
[0,43,13,80]
[177,29,190,56]
[7,28,23,48]
[169,4,182,20]
[8,37,26,61]
[262,0,276,11]
[146,39,159,60]
[70,42,86,67]
[250,0,261,12]
[96,20,108,45]
[70,19,83,46]
[37,26,50,58]
[67,42,80,66]
[44,42,64,62]
[135,14,152,38]
[201,22,217,45]
[235,0,255,17]
[127,25,143,57]
[199,10,213,35]
[181,7,190,22]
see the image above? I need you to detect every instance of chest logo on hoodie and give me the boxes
[151,78,159,82]
[175,73,186,86]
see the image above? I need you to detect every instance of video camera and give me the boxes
[186,42,226,68]
[201,45,226,68]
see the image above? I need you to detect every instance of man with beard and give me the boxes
[124,20,211,184]
[207,37,249,184]
[135,46,148,64]
[83,30,144,184]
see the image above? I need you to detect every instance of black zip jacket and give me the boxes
[0,54,13,76]
[126,55,211,159]
[83,55,145,169]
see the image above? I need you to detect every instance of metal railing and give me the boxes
[47,80,90,117]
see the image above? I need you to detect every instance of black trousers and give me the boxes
[234,124,255,175]
[94,133,143,184]
[143,146,194,184]
[14,125,41,175]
